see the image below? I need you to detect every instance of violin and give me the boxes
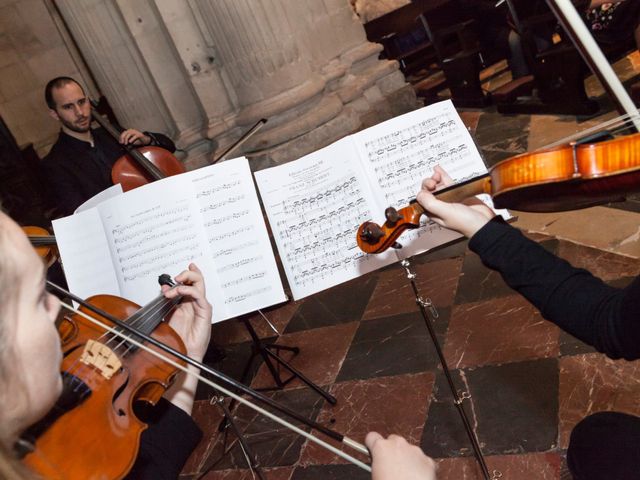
[357,131,640,254]
[23,226,58,268]
[19,280,372,477]
[90,102,185,192]
[22,286,186,479]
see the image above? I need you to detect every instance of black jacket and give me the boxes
[470,217,640,360]
[41,128,175,218]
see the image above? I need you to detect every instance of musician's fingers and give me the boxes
[365,431,384,451]
[433,164,454,186]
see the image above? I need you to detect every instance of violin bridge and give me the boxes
[79,339,122,379]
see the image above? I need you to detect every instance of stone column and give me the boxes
[54,0,211,168]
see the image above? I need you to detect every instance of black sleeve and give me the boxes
[468,217,640,360]
[40,161,90,218]
[144,132,176,153]
[124,398,202,480]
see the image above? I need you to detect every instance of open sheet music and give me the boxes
[53,158,286,323]
[255,100,499,300]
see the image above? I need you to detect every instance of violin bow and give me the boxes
[46,281,371,472]
[212,119,267,164]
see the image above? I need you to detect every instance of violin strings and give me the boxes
[59,300,372,473]
[541,109,640,150]
[60,293,179,389]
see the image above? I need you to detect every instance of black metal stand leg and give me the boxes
[218,316,336,433]
[400,258,501,480]
[195,396,266,480]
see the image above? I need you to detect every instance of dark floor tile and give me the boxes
[558,353,640,448]
[445,295,560,369]
[336,309,450,382]
[454,252,514,304]
[290,464,370,480]
[284,275,377,333]
[251,322,359,391]
[422,359,559,457]
[436,452,561,479]
[558,330,597,357]
[300,372,435,466]
[212,387,326,470]
[363,257,462,320]
[196,340,270,400]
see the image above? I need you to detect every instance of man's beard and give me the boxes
[61,116,91,133]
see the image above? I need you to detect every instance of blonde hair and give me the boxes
[0,216,37,479]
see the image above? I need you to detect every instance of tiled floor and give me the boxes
[180,54,640,479]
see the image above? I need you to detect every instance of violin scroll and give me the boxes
[357,202,425,254]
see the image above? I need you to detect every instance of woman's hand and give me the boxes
[162,263,212,363]
[416,165,495,239]
[366,432,437,480]
[162,263,212,415]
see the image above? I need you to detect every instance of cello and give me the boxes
[89,101,185,192]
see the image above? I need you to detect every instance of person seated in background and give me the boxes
[416,166,640,480]
[42,76,176,218]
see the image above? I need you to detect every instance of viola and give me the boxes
[357,131,640,254]
[22,288,185,479]
[90,102,185,192]
[23,226,58,268]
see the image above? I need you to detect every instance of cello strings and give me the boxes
[58,300,373,473]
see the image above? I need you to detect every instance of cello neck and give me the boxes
[89,104,166,181]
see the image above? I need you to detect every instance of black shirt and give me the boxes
[41,128,176,218]
[469,217,640,360]
[124,398,202,479]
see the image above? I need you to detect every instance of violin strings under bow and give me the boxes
[62,292,182,395]
[56,299,372,472]
[542,109,640,150]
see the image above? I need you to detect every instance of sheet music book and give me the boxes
[52,158,287,323]
[255,100,505,300]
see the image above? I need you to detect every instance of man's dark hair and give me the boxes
[44,77,85,109]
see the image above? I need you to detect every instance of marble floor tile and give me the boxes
[196,467,293,480]
[251,322,359,391]
[336,309,450,382]
[422,359,559,457]
[299,372,435,466]
[558,353,640,448]
[284,275,377,333]
[555,240,640,281]
[454,253,514,304]
[362,257,462,320]
[215,301,302,346]
[436,452,561,479]
[290,464,369,480]
[444,294,560,369]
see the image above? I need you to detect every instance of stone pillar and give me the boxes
[54,0,211,168]
[187,0,418,167]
